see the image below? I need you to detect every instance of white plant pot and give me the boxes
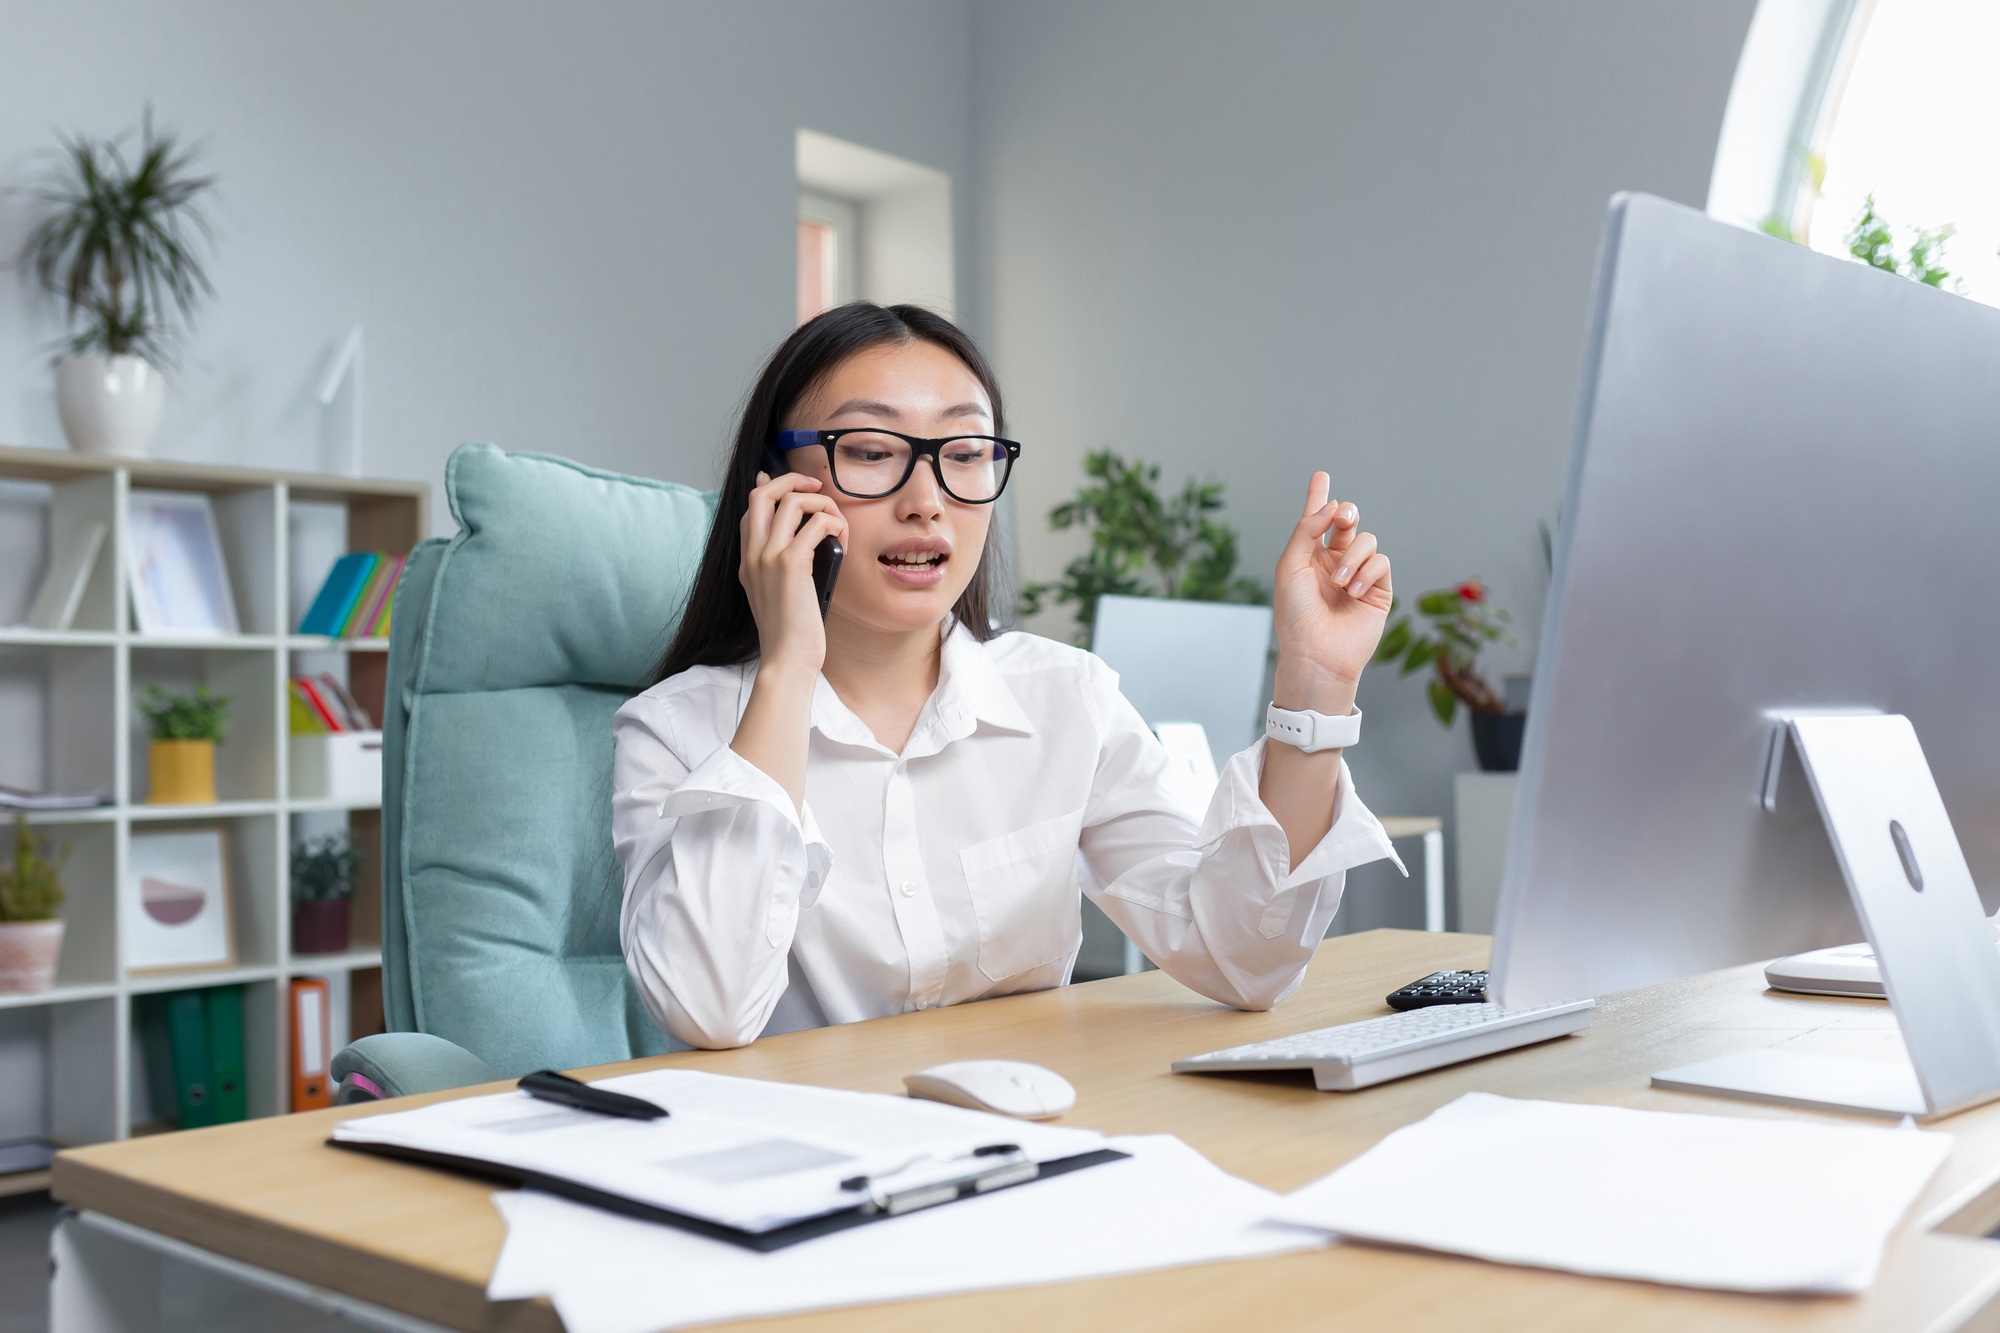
[55,353,166,458]
[0,919,64,993]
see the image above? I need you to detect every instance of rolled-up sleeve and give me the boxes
[612,697,832,1049]
[1078,659,1404,1010]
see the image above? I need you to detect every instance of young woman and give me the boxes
[612,303,1402,1050]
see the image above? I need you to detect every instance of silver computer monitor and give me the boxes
[1490,192,2000,1008]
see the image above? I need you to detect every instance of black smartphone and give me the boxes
[811,536,843,618]
[762,447,843,619]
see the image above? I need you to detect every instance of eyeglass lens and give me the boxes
[830,432,1011,501]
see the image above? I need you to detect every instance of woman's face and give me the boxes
[784,339,996,637]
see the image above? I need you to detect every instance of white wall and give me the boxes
[0,1,975,512]
[971,1,1758,927]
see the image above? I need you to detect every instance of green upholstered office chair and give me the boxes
[331,443,719,1101]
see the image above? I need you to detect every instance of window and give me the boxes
[1800,0,2000,301]
[1711,0,1999,303]
[795,130,954,323]
[797,191,860,325]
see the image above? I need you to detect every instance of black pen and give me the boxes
[519,1069,669,1120]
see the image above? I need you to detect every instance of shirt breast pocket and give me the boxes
[959,809,1087,982]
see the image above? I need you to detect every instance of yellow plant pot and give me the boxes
[148,738,218,805]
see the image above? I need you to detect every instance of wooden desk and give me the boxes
[52,930,2000,1332]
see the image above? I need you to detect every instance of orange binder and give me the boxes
[289,977,332,1110]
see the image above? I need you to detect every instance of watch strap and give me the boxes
[1265,703,1362,752]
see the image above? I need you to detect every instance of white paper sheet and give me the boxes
[488,1134,1324,1333]
[336,1068,1102,1233]
[1271,1091,1951,1293]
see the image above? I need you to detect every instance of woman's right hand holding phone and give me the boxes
[738,471,847,680]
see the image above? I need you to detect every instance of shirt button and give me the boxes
[899,878,917,897]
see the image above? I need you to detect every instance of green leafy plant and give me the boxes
[1761,182,1959,290]
[139,685,230,743]
[0,816,68,923]
[1845,195,1955,287]
[16,108,217,365]
[1017,450,1268,643]
[1374,579,1514,727]
[290,833,358,904]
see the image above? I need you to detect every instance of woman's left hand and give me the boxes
[1270,471,1392,713]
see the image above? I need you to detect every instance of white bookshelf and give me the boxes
[0,443,425,1177]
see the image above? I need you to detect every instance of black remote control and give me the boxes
[1385,969,1489,1010]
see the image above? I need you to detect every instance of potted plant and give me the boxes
[0,816,68,993]
[291,832,358,955]
[139,685,230,804]
[17,109,217,458]
[1017,449,1268,643]
[1375,579,1525,771]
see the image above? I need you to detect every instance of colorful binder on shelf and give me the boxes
[205,985,249,1124]
[289,977,333,1111]
[344,553,403,638]
[298,552,378,636]
[136,986,249,1130]
[298,550,406,639]
[289,674,373,734]
[136,989,214,1130]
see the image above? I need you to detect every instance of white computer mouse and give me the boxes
[903,1060,1076,1120]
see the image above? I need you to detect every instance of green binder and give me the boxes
[135,994,177,1127]
[205,985,248,1124]
[165,988,214,1128]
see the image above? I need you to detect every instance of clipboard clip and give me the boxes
[842,1143,1039,1216]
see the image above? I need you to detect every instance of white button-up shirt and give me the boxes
[612,623,1404,1050]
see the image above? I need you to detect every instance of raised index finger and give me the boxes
[1300,470,1332,519]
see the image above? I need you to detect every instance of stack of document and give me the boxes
[488,1134,1324,1333]
[0,784,112,811]
[1271,1091,1952,1293]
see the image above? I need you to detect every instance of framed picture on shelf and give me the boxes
[23,518,108,631]
[127,490,240,635]
[126,826,236,973]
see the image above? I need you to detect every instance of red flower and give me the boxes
[1455,579,1485,603]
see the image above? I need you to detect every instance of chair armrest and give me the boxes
[331,1032,501,1103]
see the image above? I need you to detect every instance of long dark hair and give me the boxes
[649,303,1008,687]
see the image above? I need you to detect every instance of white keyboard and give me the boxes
[1172,999,1595,1091]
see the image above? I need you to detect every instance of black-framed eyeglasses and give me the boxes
[773,428,1021,504]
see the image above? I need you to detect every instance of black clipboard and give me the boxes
[331,1138,1130,1252]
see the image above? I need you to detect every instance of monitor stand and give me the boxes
[1650,713,2000,1121]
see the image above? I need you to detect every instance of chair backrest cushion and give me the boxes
[382,443,719,1075]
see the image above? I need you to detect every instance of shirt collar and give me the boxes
[933,619,1037,739]
[794,619,1037,757]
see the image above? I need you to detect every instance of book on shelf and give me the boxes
[344,553,403,637]
[0,1137,58,1177]
[298,551,406,638]
[290,673,374,733]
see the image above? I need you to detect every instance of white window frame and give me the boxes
[1708,0,1874,233]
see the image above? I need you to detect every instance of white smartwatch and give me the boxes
[1265,702,1362,753]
